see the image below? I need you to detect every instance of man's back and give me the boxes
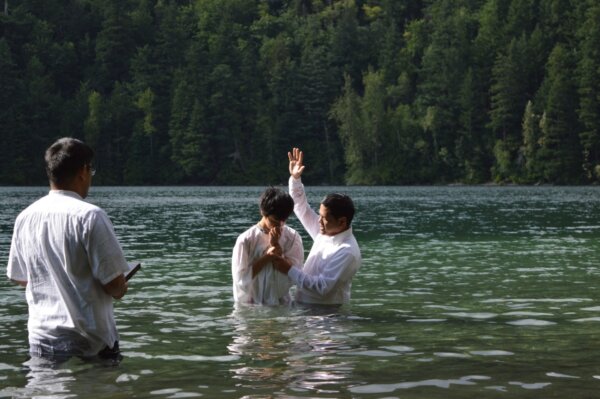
[8,190,127,356]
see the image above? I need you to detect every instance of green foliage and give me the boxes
[537,44,582,184]
[0,0,599,185]
[577,4,600,181]
[521,100,543,182]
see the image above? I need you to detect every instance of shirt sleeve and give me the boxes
[85,209,130,285]
[231,234,253,300]
[289,176,320,240]
[288,246,358,297]
[284,230,304,268]
[6,220,27,282]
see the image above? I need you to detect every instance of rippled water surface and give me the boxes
[2,186,600,398]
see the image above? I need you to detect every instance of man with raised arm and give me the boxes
[272,147,361,305]
[7,137,130,360]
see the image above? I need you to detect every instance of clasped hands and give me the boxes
[265,226,292,274]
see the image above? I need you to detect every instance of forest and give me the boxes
[1,0,600,185]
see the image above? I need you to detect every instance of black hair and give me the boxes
[321,193,355,226]
[45,137,94,185]
[259,187,294,221]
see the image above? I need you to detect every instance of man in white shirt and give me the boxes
[7,138,130,360]
[232,187,304,305]
[272,148,361,305]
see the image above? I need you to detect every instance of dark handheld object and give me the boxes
[126,262,142,281]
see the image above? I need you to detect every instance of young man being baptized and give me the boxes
[232,187,304,305]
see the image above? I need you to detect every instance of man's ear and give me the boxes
[339,216,348,229]
[76,165,87,181]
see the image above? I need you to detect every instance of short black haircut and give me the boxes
[45,137,94,185]
[321,193,355,225]
[259,187,294,221]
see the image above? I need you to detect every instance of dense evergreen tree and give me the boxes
[0,38,27,183]
[416,0,476,182]
[577,3,600,181]
[489,35,530,182]
[537,44,582,183]
[521,100,543,181]
[1,0,599,185]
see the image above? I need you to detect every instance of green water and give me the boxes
[1,186,600,398]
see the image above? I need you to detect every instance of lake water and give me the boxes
[1,186,600,398]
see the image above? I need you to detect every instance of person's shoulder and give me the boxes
[236,225,261,243]
[337,229,360,249]
[17,195,47,216]
[17,194,66,219]
[282,225,301,238]
[71,200,111,226]
[282,225,298,234]
[343,235,361,260]
[75,199,104,217]
[50,191,103,215]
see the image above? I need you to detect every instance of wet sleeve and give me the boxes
[288,247,358,297]
[7,221,27,282]
[289,176,320,239]
[231,235,253,301]
[86,209,129,285]
[285,230,304,268]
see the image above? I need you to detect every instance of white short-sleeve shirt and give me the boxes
[232,224,303,305]
[7,190,130,356]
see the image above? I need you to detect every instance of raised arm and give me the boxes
[288,147,305,179]
[288,148,320,239]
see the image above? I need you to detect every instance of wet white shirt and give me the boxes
[7,190,129,356]
[288,177,361,305]
[232,224,303,305]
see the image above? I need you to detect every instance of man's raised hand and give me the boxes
[288,147,305,179]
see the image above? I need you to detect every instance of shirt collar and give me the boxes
[319,227,353,244]
[49,190,84,201]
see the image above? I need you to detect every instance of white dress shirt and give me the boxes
[232,224,303,305]
[7,190,130,356]
[288,177,361,304]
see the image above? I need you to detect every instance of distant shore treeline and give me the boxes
[1,0,599,185]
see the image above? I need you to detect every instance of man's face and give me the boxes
[319,204,346,236]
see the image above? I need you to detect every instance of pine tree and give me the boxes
[416,0,475,182]
[0,38,27,183]
[489,35,530,181]
[521,100,543,181]
[577,4,600,181]
[93,0,135,93]
[538,44,582,183]
[331,74,367,184]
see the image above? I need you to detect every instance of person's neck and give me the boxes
[50,182,85,198]
[258,217,270,231]
[325,226,350,237]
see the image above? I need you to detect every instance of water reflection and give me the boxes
[19,357,78,398]
[228,305,357,394]
[5,356,120,399]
